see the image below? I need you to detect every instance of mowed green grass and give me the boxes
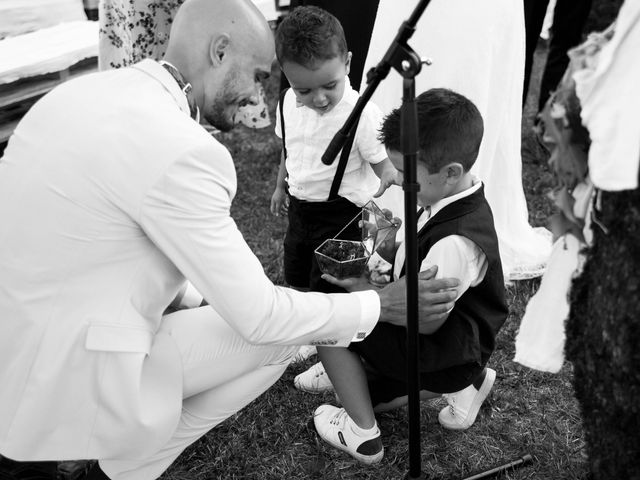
[159,43,588,480]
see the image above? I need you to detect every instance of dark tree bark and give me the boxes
[566,186,640,479]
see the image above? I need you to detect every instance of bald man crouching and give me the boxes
[0,0,458,478]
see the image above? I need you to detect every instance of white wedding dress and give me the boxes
[362,0,551,281]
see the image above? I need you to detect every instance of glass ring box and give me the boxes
[314,200,396,279]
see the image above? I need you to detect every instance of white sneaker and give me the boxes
[438,368,496,430]
[291,345,318,364]
[294,361,334,394]
[313,405,384,465]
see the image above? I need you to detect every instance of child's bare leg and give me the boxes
[313,347,384,464]
[317,346,375,429]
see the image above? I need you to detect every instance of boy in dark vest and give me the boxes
[305,88,508,464]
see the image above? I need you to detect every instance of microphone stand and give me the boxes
[321,1,431,478]
[321,2,534,479]
[320,0,431,168]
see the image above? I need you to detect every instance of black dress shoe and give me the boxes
[0,455,57,480]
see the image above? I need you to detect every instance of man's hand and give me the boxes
[377,266,459,333]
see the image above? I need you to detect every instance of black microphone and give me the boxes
[321,128,349,165]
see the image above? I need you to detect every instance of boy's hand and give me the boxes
[373,167,402,198]
[321,273,373,292]
[270,187,289,217]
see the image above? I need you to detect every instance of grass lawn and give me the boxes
[158,39,589,480]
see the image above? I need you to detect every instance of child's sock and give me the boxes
[348,416,379,437]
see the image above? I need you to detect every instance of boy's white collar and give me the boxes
[424,177,482,219]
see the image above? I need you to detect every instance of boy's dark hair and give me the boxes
[275,6,348,67]
[378,88,484,173]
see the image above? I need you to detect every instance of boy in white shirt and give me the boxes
[270,5,399,298]
[301,88,508,464]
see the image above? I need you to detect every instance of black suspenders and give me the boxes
[279,89,360,201]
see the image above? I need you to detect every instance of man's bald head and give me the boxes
[164,0,275,131]
[166,0,271,67]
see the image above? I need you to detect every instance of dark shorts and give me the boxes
[349,323,484,406]
[284,195,361,293]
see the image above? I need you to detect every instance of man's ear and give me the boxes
[210,34,231,66]
[443,163,464,184]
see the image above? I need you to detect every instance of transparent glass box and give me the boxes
[314,200,396,279]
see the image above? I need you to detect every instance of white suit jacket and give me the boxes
[0,60,378,461]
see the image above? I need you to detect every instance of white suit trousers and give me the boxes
[99,306,298,480]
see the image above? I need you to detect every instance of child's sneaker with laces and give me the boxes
[438,367,496,430]
[313,405,383,465]
[291,345,318,364]
[294,361,334,393]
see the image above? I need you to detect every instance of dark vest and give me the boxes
[399,185,508,372]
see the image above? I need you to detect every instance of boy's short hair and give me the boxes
[275,6,348,67]
[378,88,484,173]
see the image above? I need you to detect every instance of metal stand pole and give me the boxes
[320,1,432,478]
[399,59,425,480]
